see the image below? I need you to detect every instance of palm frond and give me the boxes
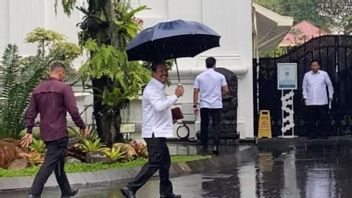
[0,45,48,138]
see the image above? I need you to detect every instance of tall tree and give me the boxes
[57,0,149,146]
[255,0,329,30]
[317,1,352,34]
[256,0,352,34]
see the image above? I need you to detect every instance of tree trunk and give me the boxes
[91,78,104,140]
[92,77,124,147]
[89,0,126,146]
[113,108,124,143]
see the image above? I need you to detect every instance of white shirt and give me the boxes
[194,68,227,109]
[302,70,334,106]
[142,78,178,138]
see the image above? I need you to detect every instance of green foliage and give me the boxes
[256,0,352,34]
[57,0,150,144]
[49,42,81,63]
[80,39,150,108]
[67,126,81,138]
[0,28,81,138]
[86,127,100,142]
[113,3,148,48]
[260,47,287,58]
[256,0,329,30]
[63,0,147,48]
[100,146,126,162]
[26,27,65,43]
[26,28,81,82]
[55,0,77,16]
[26,27,81,65]
[19,128,41,139]
[67,125,100,142]
[0,155,209,177]
[317,1,352,34]
[79,138,105,152]
[0,45,46,138]
[29,138,46,154]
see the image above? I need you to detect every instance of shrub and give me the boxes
[0,28,81,138]
[100,147,126,163]
[79,138,104,153]
[29,138,46,154]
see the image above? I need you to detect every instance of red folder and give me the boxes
[171,107,184,120]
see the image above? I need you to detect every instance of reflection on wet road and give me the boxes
[2,144,352,198]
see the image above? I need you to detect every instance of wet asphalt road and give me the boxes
[2,143,352,198]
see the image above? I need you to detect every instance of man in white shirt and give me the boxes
[121,62,184,198]
[302,60,334,139]
[193,57,229,155]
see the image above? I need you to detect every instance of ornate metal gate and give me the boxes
[253,35,352,137]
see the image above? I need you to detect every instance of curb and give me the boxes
[0,145,258,192]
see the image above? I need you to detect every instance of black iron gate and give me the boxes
[253,35,352,137]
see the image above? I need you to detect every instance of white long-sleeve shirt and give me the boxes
[302,70,334,106]
[142,78,178,138]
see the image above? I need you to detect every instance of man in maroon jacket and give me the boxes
[21,62,89,198]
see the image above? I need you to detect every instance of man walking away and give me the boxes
[21,62,89,198]
[121,62,184,198]
[193,57,229,155]
[302,60,334,139]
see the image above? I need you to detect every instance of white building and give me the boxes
[128,0,253,139]
[0,0,292,140]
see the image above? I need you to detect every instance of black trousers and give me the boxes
[127,137,173,195]
[306,105,330,137]
[30,137,72,196]
[200,108,221,148]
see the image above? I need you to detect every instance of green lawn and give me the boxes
[0,155,209,177]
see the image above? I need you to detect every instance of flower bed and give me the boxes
[0,128,209,177]
[0,155,209,177]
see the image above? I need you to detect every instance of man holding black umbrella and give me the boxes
[121,62,183,198]
[123,19,220,197]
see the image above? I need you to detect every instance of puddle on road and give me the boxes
[2,144,352,198]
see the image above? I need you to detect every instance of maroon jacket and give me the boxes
[26,77,86,142]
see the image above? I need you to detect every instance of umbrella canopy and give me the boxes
[126,19,220,61]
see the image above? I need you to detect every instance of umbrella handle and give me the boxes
[175,58,180,83]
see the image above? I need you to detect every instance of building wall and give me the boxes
[129,0,254,139]
[0,0,254,139]
[0,0,83,55]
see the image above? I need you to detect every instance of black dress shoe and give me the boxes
[61,188,79,198]
[121,187,136,198]
[160,193,182,198]
[212,149,219,156]
[27,194,40,198]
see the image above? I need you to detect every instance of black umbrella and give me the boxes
[126,19,220,82]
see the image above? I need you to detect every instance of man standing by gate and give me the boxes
[302,60,334,139]
[193,57,229,155]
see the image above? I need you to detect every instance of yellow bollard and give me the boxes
[258,110,272,139]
